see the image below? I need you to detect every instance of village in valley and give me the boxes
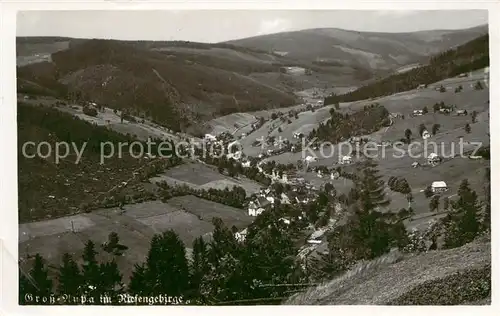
[15,11,491,306]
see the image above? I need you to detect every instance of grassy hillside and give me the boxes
[18,102,178,223]
[325,34,489,104]
[227,25,487,73]
[285,237,490,305]
[17,39,299,131]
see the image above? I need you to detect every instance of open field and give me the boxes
[150,162,262,196]
[19,196,253,280]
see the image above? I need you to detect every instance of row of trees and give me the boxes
[158,182,247,209]
[20,216,306,305]
[324,34,488,104]
[309,104,391,143]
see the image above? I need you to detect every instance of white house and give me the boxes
[413,110,424,116]
[427,153,441,165]
[279,217,291,225]
[307,239,323,245]
[235,228,248,242]
[317,170,323,178]
[248,197,270,216]
[341,155,352,164]
[330,171,340,180]
[266,196,275,204]
[411,162,420,168]
[204,133,217,142]
[305,155,318,163]
[456,109,468,116]
[431,181,448,193]
[417,84,426,89]
[248,205,265,217]
[280,192,291,204]
[241,161,251,168]
[422,130,431,140]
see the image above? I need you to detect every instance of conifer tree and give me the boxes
[57,253,82,299]
[98,259,124,303]
[443,179,482,249]
[130,230,190,298]
[188,236,209,303]
[81,240,100,297]
[19,254,53,305]
[200,218,242,304]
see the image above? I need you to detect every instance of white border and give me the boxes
[1,1,499,315]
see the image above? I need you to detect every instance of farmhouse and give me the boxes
[234,228,248,243]
[305,155,318,163]
[456,109,468,116]
[204,133,217,141]
[427,153,441,165]
[280,66,307,75]
[413,110,424,116]
[390,112,404,119]
[411,162,420,168]
[417,84,426,89]
[458,73,468,78]
[279,217,291,225]
[431,181,448,193]
[248,197,271,216]
[241,161,251,168]
[280,192,292,204]
[440,107,452,114]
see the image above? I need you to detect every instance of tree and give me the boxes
[472,111,478,123]
[98,259,124,302]
[432,124,441,135]
[474,81,484,90]
[443,180,482,249]
[329,159,407,261]
[200,218,243,303]
[404,128,412,143]
[271,113,278,120]
[81,240,100,297]
[19,254,53,305]
[188,237,209,303]
[465,123,471,134]
[443,197,450,211]
[429,195,440,212]
[406,192,414,208]
[433,103,440,113]
[418,124,427,137]
[439,85,446,92]
[422,106,428,114]
[129,230,190,298]
[57,253,82,299]
[424,186,434,198]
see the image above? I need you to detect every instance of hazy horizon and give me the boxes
[17,10,488,43]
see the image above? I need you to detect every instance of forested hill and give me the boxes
[324,34,489,105]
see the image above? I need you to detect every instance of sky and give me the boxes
[17,10,488,43]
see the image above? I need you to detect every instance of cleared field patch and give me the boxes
[162,163,225,186]
[151,162,262,196]
[167,195,253,228]
[137,210,213,245]
[19,214,96,243]
[19,195,255,281]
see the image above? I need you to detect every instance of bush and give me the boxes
[82,106,98,117]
